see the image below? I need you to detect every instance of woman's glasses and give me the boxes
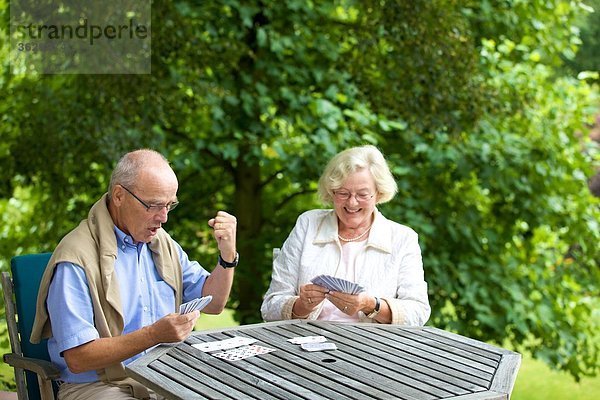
[333,190,374,202]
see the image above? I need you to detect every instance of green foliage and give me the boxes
[0,0,598,387]
[563,0,600,78]
[383,29,600,380]
[463,0,586,66]
[349,0,485,135]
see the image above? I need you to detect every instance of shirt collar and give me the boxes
[313,208,392,253]
[113,225,144,253]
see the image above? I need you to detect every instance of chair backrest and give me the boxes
[11,252,53,400]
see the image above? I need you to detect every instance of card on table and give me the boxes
[301,342,338,352]
[212,344,276,361]
[179,295,213,314]
[192,336,257,353]
[310,274,365,295]
[287,335,327,345]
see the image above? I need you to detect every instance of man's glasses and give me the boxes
[333,190,374,202]
[120,185,179,213]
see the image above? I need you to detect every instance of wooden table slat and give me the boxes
[294,323,495,383]
[423,328,514,356]
[353,325,499,370]
[206,330,410,400]
[168,348,304,400]
[489,353,521,397]
[151,356,253,400]
[394,328,502,364]
[357,325,498,372]
[126,321,520,400]
[282,326,489,395]
[176,335,350,399]
[284,323,492,393]
[245,326,450,400]
[127,359,210,400]
[444,392,507,400]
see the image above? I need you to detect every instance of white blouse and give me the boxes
[260,209,431,325]
[317,240,366,322]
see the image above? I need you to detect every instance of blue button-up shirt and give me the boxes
[46,226,209,383]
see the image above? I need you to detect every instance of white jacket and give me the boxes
[261,209,431,325]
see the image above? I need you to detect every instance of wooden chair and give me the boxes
[2,253,60,400]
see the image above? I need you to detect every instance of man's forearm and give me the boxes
[63,325,156,373]
[201,266,234,313]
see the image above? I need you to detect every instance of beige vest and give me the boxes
[30,194,183,398]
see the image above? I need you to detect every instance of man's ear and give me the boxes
[112,185,125,206]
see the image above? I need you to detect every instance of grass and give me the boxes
[2,311,600,399]
[511,352,600,399]
[195,308,239,331]
[0,361,14,392]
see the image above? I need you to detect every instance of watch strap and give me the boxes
[366,297,381,319]
[218,252,239,268]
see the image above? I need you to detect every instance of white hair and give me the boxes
[318,145,398,204]
[107,149,169,199]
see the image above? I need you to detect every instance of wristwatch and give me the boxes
[218,252,239,269]
[366,297,381,319]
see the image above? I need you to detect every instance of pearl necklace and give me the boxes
[338,225,372,242]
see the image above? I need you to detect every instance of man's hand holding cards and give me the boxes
[179,295,212,314]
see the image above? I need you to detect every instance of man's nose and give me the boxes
[156,207,169,223]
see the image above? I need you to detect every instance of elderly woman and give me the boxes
[261,145,430,325]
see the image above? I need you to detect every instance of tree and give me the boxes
[0,0,598,386]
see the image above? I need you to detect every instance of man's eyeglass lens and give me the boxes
[121,185,179,212]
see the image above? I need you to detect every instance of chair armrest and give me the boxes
[4,353,61,380]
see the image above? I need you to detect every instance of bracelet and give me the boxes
[291,310,310,319]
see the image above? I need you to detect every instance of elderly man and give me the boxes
[31,149,238,399]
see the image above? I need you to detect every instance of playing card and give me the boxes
[181,299,198,314]
[311,274,334,290]
[301,342,337,352]
[192,336,257,353]
[212,344,276,361]
[179,295,213,314]
[287,336,327,344]
[310,275,365,295]
[310,275,328,288]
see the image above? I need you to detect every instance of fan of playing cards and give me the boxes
[310,275,365,295]
[179,295,212,314]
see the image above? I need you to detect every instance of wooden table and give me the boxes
[126,320,520,400]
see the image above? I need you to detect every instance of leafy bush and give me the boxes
[0,0,598,385]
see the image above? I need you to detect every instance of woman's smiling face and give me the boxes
[332,168,378,230]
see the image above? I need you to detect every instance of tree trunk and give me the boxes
[233,157,265,324]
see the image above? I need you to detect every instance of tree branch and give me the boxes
[260,169,285,189]
[274,188,317,210]
[165,126,236,176]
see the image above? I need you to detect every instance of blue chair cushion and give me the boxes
[11,252,53,400]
